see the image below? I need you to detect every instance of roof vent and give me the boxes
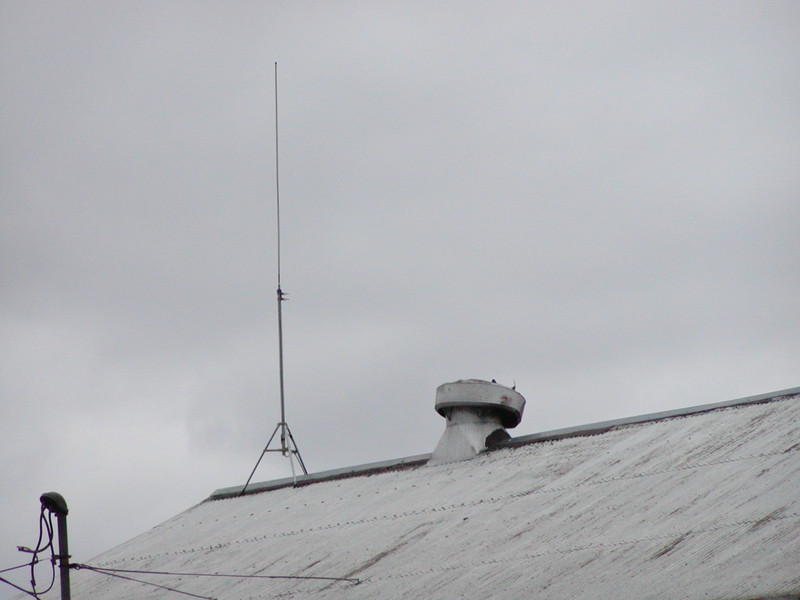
[429,379,526,465]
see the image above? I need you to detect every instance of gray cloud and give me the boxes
[2,2,799,597]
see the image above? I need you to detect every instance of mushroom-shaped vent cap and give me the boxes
[435,379,526,428]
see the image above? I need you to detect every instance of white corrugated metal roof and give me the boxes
[40,389,800,599]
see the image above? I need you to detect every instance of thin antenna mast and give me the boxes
[242,63,307,495]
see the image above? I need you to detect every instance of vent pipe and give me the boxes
[429,379,526,465]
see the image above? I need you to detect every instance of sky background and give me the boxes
[1,2,798,596]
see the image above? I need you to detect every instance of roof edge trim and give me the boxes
[209,453,430,500]
[208,386,799,501]
[501,385,800,448]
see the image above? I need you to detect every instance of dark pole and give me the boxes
[40,492,71,600]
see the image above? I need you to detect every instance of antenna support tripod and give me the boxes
[241,286,308,496]
[241,419,307,496]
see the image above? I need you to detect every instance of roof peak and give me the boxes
[209,386,800,501]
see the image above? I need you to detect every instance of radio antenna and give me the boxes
[242,62,307,495]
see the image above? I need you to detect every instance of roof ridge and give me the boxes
[503,386,800,448]
[208,386,799,501]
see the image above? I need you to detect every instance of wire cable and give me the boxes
[0,561,38,575]
[0,575,43,599]
[0,505,56,599]
[74,564,360,584]
[76,565,215,600]
[29,506,56,595]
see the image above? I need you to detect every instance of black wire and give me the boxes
[0,575,42,599]
[0,561,38,575]
[75,564,360,584]
[29,507,56,595]
[0,504,57,599]
[4,499,360,599]
[77,566,216,600]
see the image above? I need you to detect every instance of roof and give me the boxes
[44,388,800,599]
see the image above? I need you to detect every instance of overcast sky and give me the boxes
[1,2,798,596]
